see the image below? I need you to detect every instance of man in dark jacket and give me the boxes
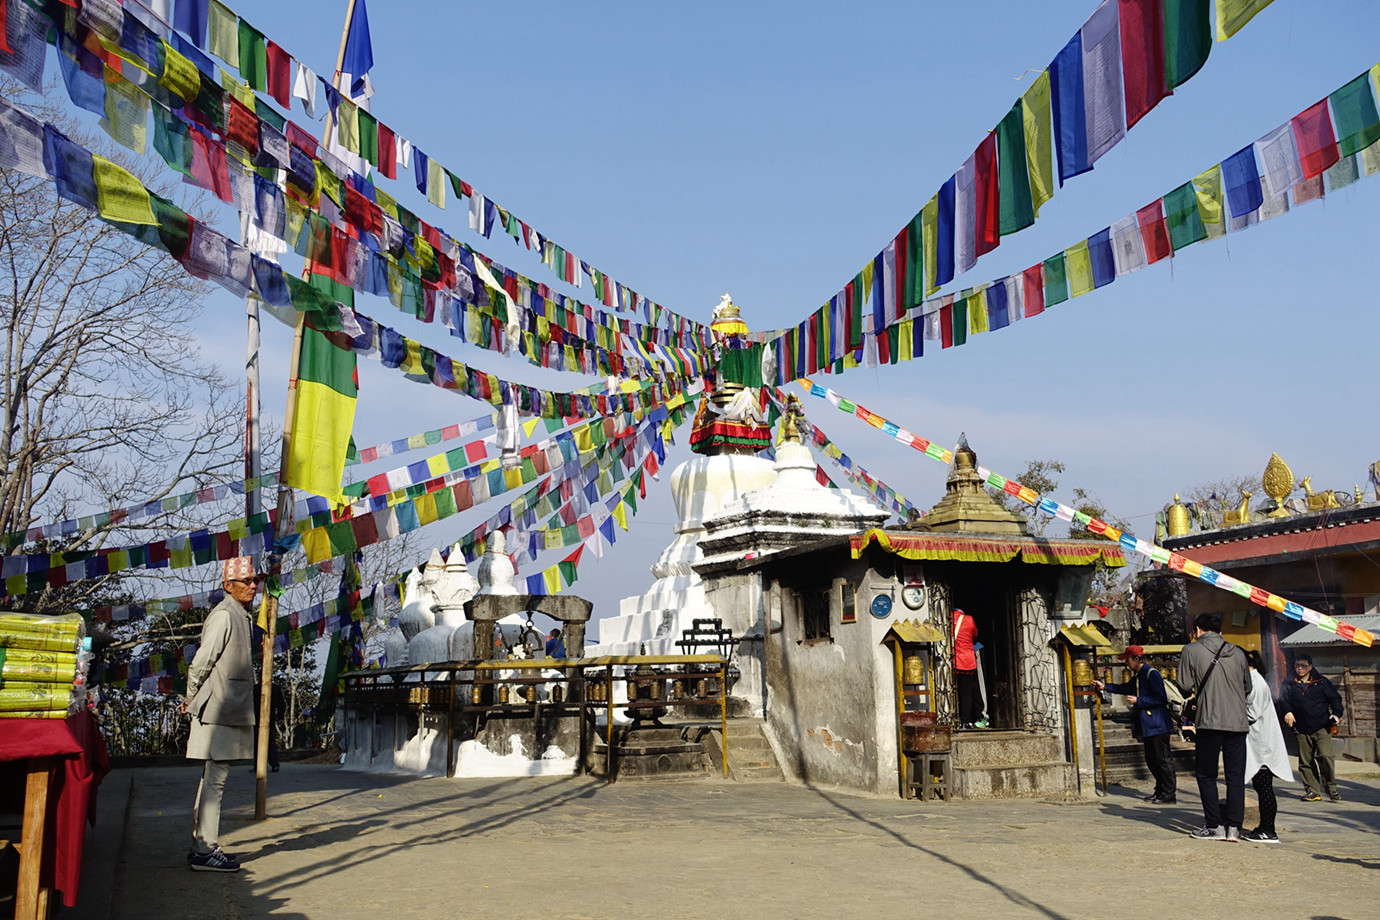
[1280,652,1344,802]
[1177,613,1252,842]
[1095,645,1176,803]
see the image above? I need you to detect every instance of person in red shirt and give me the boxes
[952,608,985,729]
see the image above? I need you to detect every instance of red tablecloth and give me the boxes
[0,711,109,908]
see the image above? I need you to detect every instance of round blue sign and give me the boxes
[870,594,893,618]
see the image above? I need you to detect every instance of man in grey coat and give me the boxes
[1177,612,1253,842]
[182,556,259,872]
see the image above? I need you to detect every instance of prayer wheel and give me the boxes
[1166,494,1191,537]
[903,655,926,686]
[1071,658,1095,687]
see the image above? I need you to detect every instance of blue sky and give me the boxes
[178,0,1380,629]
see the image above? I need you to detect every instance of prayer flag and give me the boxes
[1051,33,1090,184]
[1220,144,1262,217]
[1022,265,1045,317]
[1087,227,1116,287]
[1066,240,1095,297]
[92,155,157,225]
[1164,0,1211,88]
[1192,163,1225,237]
[1081,0,1126,164]
[1291,99,1339,178]
[1021,71,1055,217]
[341,0,375,97]
[954,154,977,275]
[986,280,1009,330]
[935,176,955,287]
[1214,0,1274,40]
[1120,0,1169,128]
[285,321,358,505]
[1329,72,1380,157]
[1255,122,1302,198]
[175,0,210,49]
[237,19,267,92]
[1110,215,1148,274]
[207,0,238,68]
[997,101,1035,235]
[1042,252,1069,306]
[973,133,999,256]
[266,41,292,108]
[921,194,940,295]
[1163,180,1206,249]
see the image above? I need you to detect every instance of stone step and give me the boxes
[952,761,1074,800]
[950,731,1064,768]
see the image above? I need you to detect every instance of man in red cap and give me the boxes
[1094,645,1177,803]
[182,555,260,872]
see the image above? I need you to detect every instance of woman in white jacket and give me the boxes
[1242,649,1294,844]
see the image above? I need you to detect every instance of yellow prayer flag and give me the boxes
[1022,70,1055,217]
[427,454,448,477]
[427,160,446,209]
[375,187,399,219]
[1066,241,1094,297]
[898,319,913,362]
[407,433,428,450]
[503,467,522,491]
[522,418,541,437]
[401,339,424,376]
[220,72,256,108]
[335,98,360,153]
[92,156,157,225]
[1215,0,1275,40]
[542,566,562,594]
[968,288,989,335]
[1181,559,1203,578]
[860,260,875,303]
[157,40,201,102]
[415,493,438,526]
[611,501,628,531]
[921,195,939,296]
[108,550,129,573]
[206,0,238,67]
[1193,164,1225,238]
[227,518,248,540]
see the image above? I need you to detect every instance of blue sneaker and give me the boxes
[188,847,241,872]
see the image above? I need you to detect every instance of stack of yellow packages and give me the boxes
[0,612,91,719]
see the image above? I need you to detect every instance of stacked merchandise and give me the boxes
[0,613,92,719]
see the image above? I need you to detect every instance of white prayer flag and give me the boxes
[954,155,977,275]
[1110,215,1147,275]
[1081,0,1126,165]
[1255,123,1303,199]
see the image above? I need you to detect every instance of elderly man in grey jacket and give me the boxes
[182,556,260,872]
[1177,612,1253,842]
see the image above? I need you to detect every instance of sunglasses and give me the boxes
[227,576,262,586]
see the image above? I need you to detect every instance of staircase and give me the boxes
[1097,713,1196,785]
[700,719,785,783]
[950,731,1073,799]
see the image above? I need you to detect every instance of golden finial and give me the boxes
[778,393,805,445]
[1166,494,1190,537]
[1262,453,1293,517]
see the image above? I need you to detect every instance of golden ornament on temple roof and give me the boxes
[1262,452,1293,518]
[1166,494,1190,537]
[1223,491,1252,526]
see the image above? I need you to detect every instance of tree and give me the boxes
[0,81,240,615]
[1178,473,1263,531]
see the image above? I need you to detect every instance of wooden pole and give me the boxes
[253,0,360,823]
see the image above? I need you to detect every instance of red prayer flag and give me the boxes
[464,441,487,463]
[973,133,1000,257]
[266,41,292,108]
[226,99,259,153]
[1136,201,1171,263]
[1119,0,1169,129]
[1291,99,1340,178]
[939,304,954,348]
[1021,265,1045,317]
[374,121,395,179]
[452,480,474,511]
[894,226,910,312]
[843,281,855,346]
[0,2,11,55]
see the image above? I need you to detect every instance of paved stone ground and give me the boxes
[70,763,1380,920]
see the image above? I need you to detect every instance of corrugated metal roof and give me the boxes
[884,619,946,644]
[1279,614,1380,647]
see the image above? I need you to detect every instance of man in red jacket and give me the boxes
[952,608,985,729]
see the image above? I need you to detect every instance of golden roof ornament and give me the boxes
[1222,491,1252,526]
[1299,476,1341,511]
[1262,452,1293,518]
[777,393,805,445]
[1166,494,1191,537]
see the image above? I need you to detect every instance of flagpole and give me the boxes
[254,0,359,822]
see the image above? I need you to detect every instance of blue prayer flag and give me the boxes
[986,281,1009,330]
[175,0,210,49]
[1088,228,1115,288]
[935,175,956,287]
[43,126,97,212]
[1051,33,1091,185]
[1221,145,1263,218]
[341,0,375,96]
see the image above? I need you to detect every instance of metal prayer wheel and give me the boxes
[1071,658,1095,687]
[903,655,926,686]
[552,684,564,703]
[471,685,483,705]
[522,684,536,703]
[498,685,510,704]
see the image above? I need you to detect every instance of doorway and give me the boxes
[932,563,1020,731]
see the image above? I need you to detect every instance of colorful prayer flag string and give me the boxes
[797,380,1374,649]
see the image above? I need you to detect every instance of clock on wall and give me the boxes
[870,594,893,618]
[901,583,926,610]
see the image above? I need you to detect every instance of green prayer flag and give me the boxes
[1163,180,1207,250]
[558,557,579,586]
[850,272,864,348]
[952,298,968,346]
[996,101,1035,235]
[1330,72,1380,157]
[1164,0,1211,89]
[152,102,193,177]
[358,109,379,165]
[207,0,239,68]
[1042,253,1069,306]
[237,19,267,91]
